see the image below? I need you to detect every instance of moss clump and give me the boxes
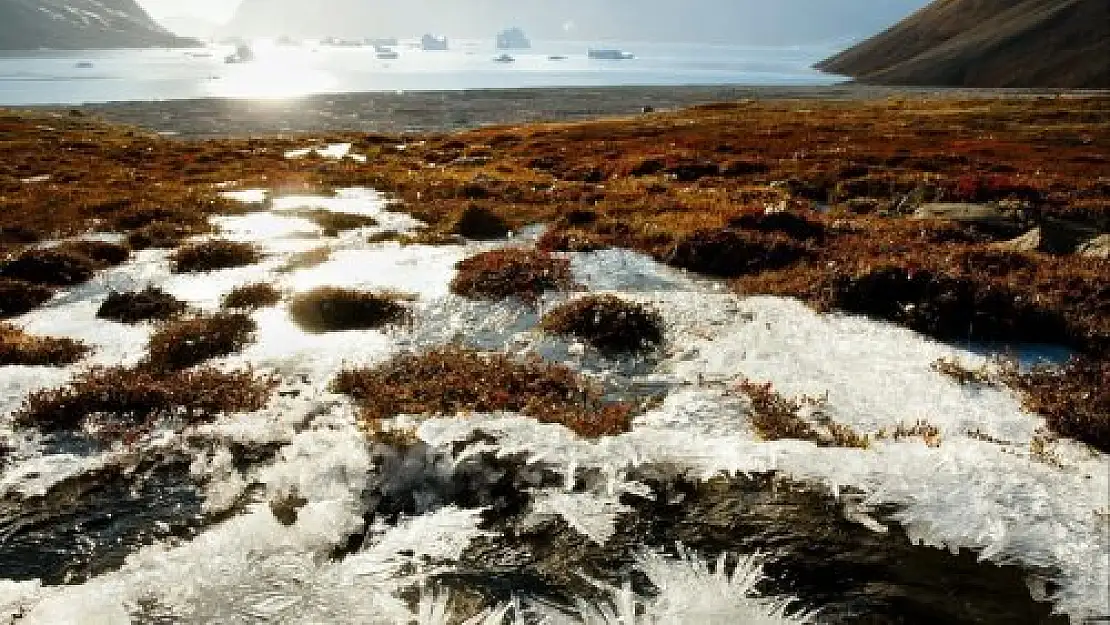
[277,246,332,273]
[1010,357,1110,453]
[298,209,378,236]
[541,295,664,352]
[169,240,262,273]
[821,266,1066,343]
[0,248,97,286]
[97,287,187,324]
[222,283,282,310]
[0,323,88,366]
[450,204,511,240]
[55,240,132,268]
[145,313,257,371]
[15,366,274,433]
[665,229,807,278]
[0,278,54,318]
[126,222,199,250]
[288,287,411,333]
[450,248,575,302]
[332,347,633,438]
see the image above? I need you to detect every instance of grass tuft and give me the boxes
[126,222,200,250]
[170,239,262,273]
[451,204,511,239]
[277,246,332,273]
[145,312,257,371]
[97,287,187,324]
[540,295,664,352]
[450,248,575,302]
[0,323,88,366]
[0,278,54,318]
[54,240,131,268]
[295,209,378,236]
[222,282,282,310]
[332,346,633,438]
[0,248,97,286]
[665,229,807,278]
[736,379,869,448]
[15,366,274,433]
[288,287,411,333]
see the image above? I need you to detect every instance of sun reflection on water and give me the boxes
[206,44,339,99]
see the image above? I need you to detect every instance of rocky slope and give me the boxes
[0,0,199,50]
[817,0,1110,88]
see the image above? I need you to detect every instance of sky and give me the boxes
[138,0,242,24]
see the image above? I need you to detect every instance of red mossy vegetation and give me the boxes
[332,346,633,438]
[145,312,257,371]
[540,295,665,352]
[450,248,575,302]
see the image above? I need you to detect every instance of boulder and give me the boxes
[994,221,1100,255]
[912,203,1012,224]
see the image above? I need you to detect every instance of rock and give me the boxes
[1077,234,1110,259]
[994,220,1099,255]
[912,203,1012,224]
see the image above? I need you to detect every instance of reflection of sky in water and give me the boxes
[0,40,844,105]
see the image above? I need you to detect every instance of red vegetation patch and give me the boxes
[450,248,575,302]
[145,313,257,371]
[288,287,411,333]
[169,239,262,273]
[540,295,664,352]
[97,287,188,324]
[0,279,54,318]
[0,323,88,366]
[332,347,633,438]
[15,366,275,433]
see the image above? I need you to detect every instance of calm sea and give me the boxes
[0,39,843,106]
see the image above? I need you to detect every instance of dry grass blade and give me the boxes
[332,346,633,438]
[288,287,411,333]
[450,248,575,302]
[145,312,257,371]
[15,366,275,433]
[222,282,282,310]
[170,239,262,273]
[736,379,869,448]
[0,323,88,366]
[540,295,664,352]
[97,286,188,324]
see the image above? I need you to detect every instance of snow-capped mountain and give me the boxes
[0,0,199,50]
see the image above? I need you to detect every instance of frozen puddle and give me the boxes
[1,188,1106,623]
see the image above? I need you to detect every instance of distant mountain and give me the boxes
[817,0,1110,88]
[222,0,929,45]
[0,0,200,49]
[157,15,221,40]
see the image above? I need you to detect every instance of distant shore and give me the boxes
[46,85,1106,138]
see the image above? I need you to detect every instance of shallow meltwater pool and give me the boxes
[0,189,1106,624]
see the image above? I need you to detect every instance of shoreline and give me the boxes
[32,84,1110,138]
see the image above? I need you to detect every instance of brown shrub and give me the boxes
[820,266,1067,344]
[332,347,632,438]
[97,287,187,324]
[15,366,274,433]
[0,323,88,366]
[55,240,131,268]
[541,295,664,352]
[0,248,96,286]
[665,229,807,278]
[126,222,197,250]
[727,210,825,241]
[145,313,257,371]
[170,240,261,273]
[288,287,411,333]
[1009,357,1110,453]
[0,278,54,318]
[450,248,575,302]
[450,204,511,239]
[222,283,282,310]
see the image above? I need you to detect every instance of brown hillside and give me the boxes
[817,0,1110,88]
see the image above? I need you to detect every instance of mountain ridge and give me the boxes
[0,0,199,50]
[817,0,1110,88]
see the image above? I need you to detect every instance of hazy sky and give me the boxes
[138,0,242,23]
